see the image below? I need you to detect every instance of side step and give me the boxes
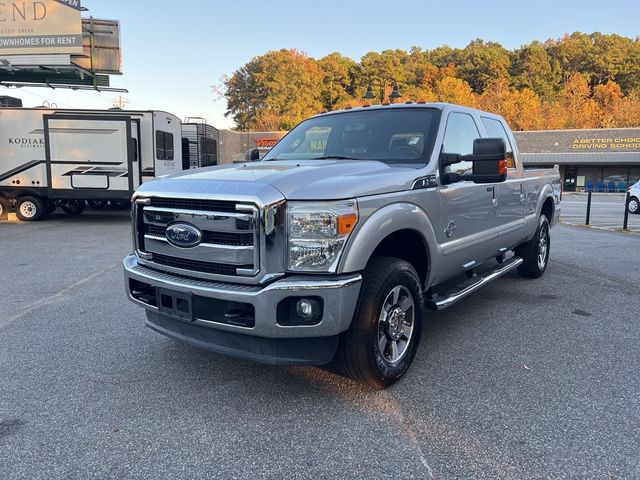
[425,256,523,311]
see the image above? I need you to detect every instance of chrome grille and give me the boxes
[134,197,260,280]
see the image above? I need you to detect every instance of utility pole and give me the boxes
[112,95,127,109]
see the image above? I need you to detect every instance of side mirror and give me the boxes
[440,138,508,185]
[245,148,260,161]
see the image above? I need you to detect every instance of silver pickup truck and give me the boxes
[123,103,560,388]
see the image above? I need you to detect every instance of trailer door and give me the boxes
[44,114,135,198]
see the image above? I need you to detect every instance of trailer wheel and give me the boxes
[61,200,86,215]
[0,197,9,220]
[88,200,106,210]
[15,196,44,222]
[44,200,57,215]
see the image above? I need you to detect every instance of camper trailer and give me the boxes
[181,118,219,170]
[0,107,183,221]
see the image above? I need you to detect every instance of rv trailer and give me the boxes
[0,107,183,221]
[181,118,219,170]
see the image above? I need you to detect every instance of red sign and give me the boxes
[255,137,280,149]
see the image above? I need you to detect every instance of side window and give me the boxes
[155,130,174,160]
[481,117,516,169]
[442,112,481,175]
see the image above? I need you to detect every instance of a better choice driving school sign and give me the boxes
[0,0,83,55]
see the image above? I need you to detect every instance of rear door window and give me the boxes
[481,117,516,169]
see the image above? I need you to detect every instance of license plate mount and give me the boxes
[157,287,193,321]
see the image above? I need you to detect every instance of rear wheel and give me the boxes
[515,214,550,278]
[44,200,57,215]
[628,197,639,214]
[61,200,86,215]
[335,256,424,389]
[15,196,44,222]
[88,200,106,210]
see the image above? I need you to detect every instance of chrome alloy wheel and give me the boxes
[19,200,38,219]
[377,285,415,365]
[537,226,548,270]
[629,198,639,214]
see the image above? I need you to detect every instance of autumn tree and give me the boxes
[225,49,324,130]
[223,33,640,131]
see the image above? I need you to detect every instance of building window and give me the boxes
[156,130,174,160]
[576,167,602,191]
[603,168,630,192]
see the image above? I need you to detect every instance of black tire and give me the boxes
[88,200,106,210]
[628,197,639,215]
[335,256,424,389]
[0,197,9,220]
[61,200,86,215]
[110,200,129,210]
[515,214,550,278]
[15,196,44,222]
[44,200,57,215]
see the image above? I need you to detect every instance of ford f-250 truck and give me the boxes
[123,103,561,388]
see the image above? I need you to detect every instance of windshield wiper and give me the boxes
[310,155,359,160]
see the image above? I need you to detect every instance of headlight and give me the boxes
[287,200,358,272]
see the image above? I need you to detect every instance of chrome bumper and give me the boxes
[123,254,361,339]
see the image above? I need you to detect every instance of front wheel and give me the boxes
[515,214,550,278]
[335,256,424,389]
[15,196,44,222]
[628,197,639,215]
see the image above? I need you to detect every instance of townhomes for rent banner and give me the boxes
[0,0,83,55]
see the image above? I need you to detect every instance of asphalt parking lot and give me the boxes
[560,192,640,232]
[1,212,639,479]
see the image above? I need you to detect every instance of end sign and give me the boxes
[0,0,83,55]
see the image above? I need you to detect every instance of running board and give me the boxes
[425,257,523,311]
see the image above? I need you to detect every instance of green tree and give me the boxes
[456,39,511,93]
[318,52,357,111]
[511,41,561,97]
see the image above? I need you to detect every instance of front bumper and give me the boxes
[123,254,362,364]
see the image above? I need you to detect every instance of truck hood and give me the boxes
[143,160,420,200]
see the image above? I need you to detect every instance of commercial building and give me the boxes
[515,128,640,192]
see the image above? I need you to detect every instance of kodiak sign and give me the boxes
[0,0,83,55]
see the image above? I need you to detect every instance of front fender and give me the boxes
[338,202,438,278]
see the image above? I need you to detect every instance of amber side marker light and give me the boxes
[338,213,358,235]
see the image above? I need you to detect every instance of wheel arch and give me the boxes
[338,202,436,288]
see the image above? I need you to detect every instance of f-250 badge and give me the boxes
[445,220,457,238]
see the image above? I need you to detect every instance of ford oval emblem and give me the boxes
[165,223,202,248]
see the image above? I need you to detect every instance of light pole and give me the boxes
[363,78,402,104]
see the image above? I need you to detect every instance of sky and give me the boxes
[5,0,640,129]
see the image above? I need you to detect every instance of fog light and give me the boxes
[296,299,313,319]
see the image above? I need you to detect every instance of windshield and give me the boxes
[262,107,441,165]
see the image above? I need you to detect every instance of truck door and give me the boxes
[44,114,134,198]
[437,112,496,268]
[480,116,525,245]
